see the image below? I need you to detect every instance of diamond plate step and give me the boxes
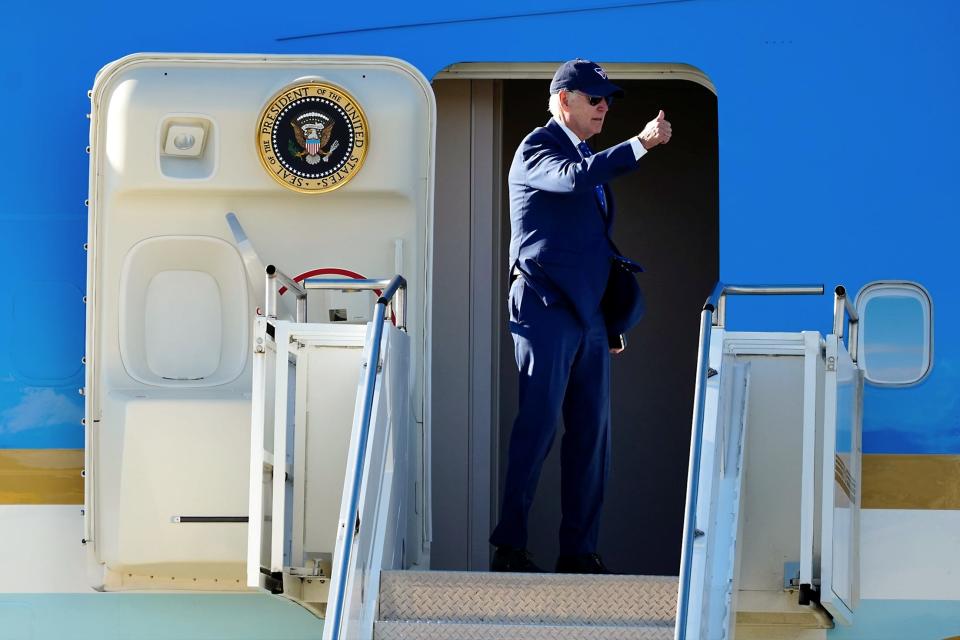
[374,620,673,640]
[378,571,678,626]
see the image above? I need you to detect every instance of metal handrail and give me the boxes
[304,277,393,290]
[833,286,859,363]
[304,277,407,331]
[711,283,825,328]
[325,274,407,640]
[675,282,824,640]
[263,271,408,330]
[265,265,308,322]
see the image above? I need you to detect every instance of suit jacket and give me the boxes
[508,118,641,327]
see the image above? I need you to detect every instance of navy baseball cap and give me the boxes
[550,59,624,98]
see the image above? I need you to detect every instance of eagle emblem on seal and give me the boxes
[289,111,340,165]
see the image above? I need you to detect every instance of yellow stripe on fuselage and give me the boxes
[0,449,83,504]
[3,450,958,509]
[863,454,960,510]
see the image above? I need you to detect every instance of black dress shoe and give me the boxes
[491,546,543,572]
[555,553,612,574]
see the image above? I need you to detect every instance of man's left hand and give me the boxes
[609,333,626,354]
[638,110,672,149]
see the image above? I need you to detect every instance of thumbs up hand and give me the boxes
[638,110,672,149]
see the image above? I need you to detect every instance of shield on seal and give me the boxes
[307,139,321,155]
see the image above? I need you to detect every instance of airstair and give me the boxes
[294,283,860,640]
[246,263,420,640]
[674,284,863,639]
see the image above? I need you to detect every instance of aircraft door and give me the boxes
[797,330,862,625]
[818,334,862,623]
[85,53,434,596]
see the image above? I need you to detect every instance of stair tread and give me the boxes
[379,570,678,625]
[375,620,674,640]
[382,569,677,584]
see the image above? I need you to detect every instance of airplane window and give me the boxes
[856,281,933,386]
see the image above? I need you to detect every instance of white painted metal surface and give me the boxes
[118,235,249,387]
[271,321,292,574]
[702,358,749,638]
[247,321,375,590]
[798,332,822,592]
[247,316,272,589]
[293,339,366,564]
[860,509,960,600]
[681,330,867,637]
[0,506,91,592]
[246,315,414,640]
[682,327,751,640]
[818,335,862,624]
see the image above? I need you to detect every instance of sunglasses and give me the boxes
[572,90,613,107]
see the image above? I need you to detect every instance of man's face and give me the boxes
[562,90,609,140]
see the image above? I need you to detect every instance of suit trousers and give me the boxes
[490,278,611,556]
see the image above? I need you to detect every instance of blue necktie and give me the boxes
[577,141,608,215]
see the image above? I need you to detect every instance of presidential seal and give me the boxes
[256,82,368,193]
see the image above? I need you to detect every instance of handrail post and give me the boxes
[265,265,278,319]
[296,296,307,324]
[264,265,309,322]
[708,282,726,327]
[715,293,727,327]
[394,285,407,331]
[833,288,846,338]
[833,285,859,363]
[850,315,859,364]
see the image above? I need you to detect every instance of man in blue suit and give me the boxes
[490,59,672,573]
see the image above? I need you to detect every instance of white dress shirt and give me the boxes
[553,115,647,161]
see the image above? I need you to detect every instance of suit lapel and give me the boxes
[544,119,581,160]
[544,119,616,233]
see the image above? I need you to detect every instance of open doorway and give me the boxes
[497,78,718,575]
[431,67,718,575]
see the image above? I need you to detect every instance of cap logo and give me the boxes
[256,82,369,193]
[594,67,608,80]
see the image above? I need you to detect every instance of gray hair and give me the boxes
[548,90,583,117]
[548,92,562,117]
